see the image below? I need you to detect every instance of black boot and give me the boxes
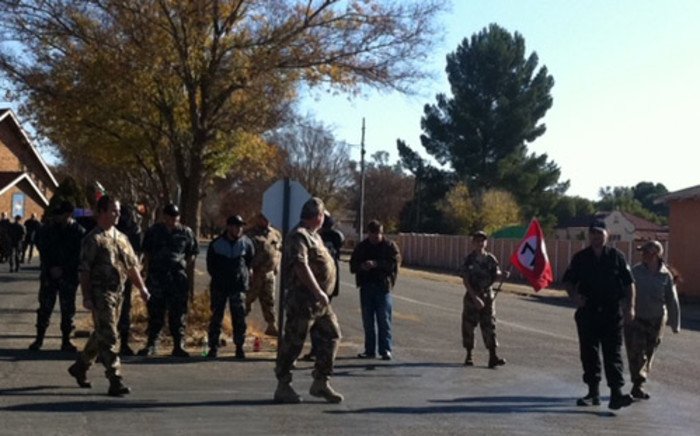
[464,349,474,366]
[171,339,190,358]
[608,387,633,410]
[60,333,77,353]
[576,383,600,406]
[68,362,92,388]
[119,331,134,356]
[108,377,131,397]
[28,328,46,351]
[235,345,246,359]
[488,347,506,368]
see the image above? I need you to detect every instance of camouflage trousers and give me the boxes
[275,290,341,382]
[246,271,276,325]
[77,286,124,380]
[462,292,498,350]
[35,276,78,336]
[624,315,665,386]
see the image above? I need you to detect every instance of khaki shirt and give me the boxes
[247,225,282,274]
[285,224,335,296]
[79,226,139,291]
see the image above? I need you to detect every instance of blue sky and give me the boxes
[2,1,698,201]
[300,1,700,200]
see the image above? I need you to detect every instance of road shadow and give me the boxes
[0,347,77,362]
[0,397,278,413]
[326,394,617,417]
[125,355,276,366]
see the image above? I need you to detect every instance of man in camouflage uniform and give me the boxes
[460,230,509,368]
[67,195,150,397]
[245,212,282,336]
[138,203,199,357]
[29,201,85,352]
[274,197,343,404]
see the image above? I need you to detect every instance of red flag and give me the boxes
[510,218,553,291]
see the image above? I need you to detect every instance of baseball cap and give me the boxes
[163,204,180,217]
[226,215,245,226]
[471,230,488,239]
[637,240,664,257]
[589,219,606,232]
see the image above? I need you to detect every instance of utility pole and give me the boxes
[359,117,366,241]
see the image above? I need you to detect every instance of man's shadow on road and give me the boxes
[325,395,616,417]
[0,347,77,362]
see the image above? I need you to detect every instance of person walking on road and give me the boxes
[562,219,636,410]
[350,220,401,361]
[115,204,143,356]
[67,195,150,397]
[138,203,199,357]
[206,214,255,359]
[22,213,41,264]
[7,215,26,272]
[28,201,85,352]
[245,212,282,337]
[625,240,681,400]
[459,230,509,368]
[274,197,343,404]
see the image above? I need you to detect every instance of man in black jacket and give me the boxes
[349,220,401,360]
[29,201,86,352]
[206,215,254,359]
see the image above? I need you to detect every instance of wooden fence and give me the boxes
[394,233,660,283]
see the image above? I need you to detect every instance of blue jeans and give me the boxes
[360,283,393,356]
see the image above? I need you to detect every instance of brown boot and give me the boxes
[309,379,344,404]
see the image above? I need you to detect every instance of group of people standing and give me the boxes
[0,211,41,272]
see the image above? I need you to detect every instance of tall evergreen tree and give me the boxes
[419,23,566,219]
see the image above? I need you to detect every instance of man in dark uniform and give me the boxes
[460,230,509,368]
[206,214,255,359]
[138,203,199,357]
[0,211,10,263]
[29,201,86,352]
[274,197,343,404]
[8,215,26,272]
[563,219,636,410]
[116,204,143,356]
[22,213,41,264]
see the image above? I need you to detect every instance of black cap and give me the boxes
[471,230,487,239]
[163,203,180,217]
[589,219,606,232]
[53,200,74,215]
[226,215,245,226]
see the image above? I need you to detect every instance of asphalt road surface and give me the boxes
[1,250,699,436]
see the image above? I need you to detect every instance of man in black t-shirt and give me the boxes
[563,219,636,410]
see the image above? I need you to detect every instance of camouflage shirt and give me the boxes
[247,225,282,274]
[460,251,499,293]
[79,226,139,290]
[285,224,336,297]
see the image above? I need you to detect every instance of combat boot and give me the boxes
[631,383,650,400]
[68,362,92,388]
[265,323,279,337]
[274,375,302,404]
[108,377,131,397]
[28,328,46,351]
[488,348,506,369]
[60,333,77,353]
[137,342,158,356]
[235,345,246,360]
[309,379,344,404]
[576,383,600,406]
[171,339,190,358]
[608,387,633,410]
[464,349,474,366]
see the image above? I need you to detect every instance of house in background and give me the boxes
[657,185,700,301]
[0,109,58,219]
[553,211,668,243]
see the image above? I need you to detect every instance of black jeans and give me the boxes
[575,306,625,389]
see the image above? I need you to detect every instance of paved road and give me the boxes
[1,254,699,435]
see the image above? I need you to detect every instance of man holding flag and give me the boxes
[459,230,510,368]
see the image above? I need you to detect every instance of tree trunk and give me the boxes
[178,157,204,237]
